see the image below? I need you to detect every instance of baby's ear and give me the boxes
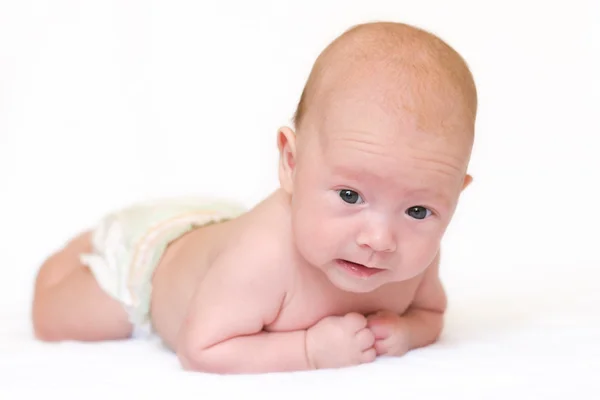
[277,126,297,194]
[462,174,473,191]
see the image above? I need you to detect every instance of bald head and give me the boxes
[292,22,477,140]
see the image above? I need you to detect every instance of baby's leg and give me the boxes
[32,231,133,341]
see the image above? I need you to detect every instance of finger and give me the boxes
[374,338,389,356]
[343,312,368,331]
[367,320,391,340]
[374,333,406,356]
[360,347,377,363]
[355,327,375,350]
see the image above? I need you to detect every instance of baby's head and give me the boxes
[277,22,477,293]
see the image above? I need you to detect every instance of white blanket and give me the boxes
[1,262,598,400]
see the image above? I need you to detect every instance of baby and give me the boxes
[31,21,477,374]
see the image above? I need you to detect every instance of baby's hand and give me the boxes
[305,312,376,370]
[366,310,409,357]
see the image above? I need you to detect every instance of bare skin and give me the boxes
[33,189,438,373]
[31,21,477,374]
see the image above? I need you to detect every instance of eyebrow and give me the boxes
[403,188,452,205]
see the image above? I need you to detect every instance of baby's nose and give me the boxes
[356,220,396,253]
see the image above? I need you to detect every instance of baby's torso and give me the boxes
[148,191,423,349]
[265,260,422,333]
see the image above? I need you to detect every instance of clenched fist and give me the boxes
[305,312,376,370]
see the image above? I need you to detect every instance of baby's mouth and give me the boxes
[335,259,385,278]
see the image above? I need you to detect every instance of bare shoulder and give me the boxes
[151,193,293,348]
[409,252,447,312]
[214,196,294,292]
[175,195,294,352]
[217,225,287,282]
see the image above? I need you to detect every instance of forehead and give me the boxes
[308,100,467,198]
[321,134,463,190]
[317,100,466,171]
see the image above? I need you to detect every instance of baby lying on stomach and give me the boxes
[32,20,477,374]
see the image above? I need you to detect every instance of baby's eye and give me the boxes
[338,189,363,204]
[406,206,431,220]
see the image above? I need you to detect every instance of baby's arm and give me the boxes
[398,254,447,350]
[367,253,447,356]
[176,250,311,374]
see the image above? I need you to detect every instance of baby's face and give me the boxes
[288,92,472,293]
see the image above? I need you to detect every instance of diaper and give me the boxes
[79,196,246,338]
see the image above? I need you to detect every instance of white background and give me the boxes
[0,0,599,397]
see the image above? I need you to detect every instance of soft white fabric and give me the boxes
[1,261,598,400]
